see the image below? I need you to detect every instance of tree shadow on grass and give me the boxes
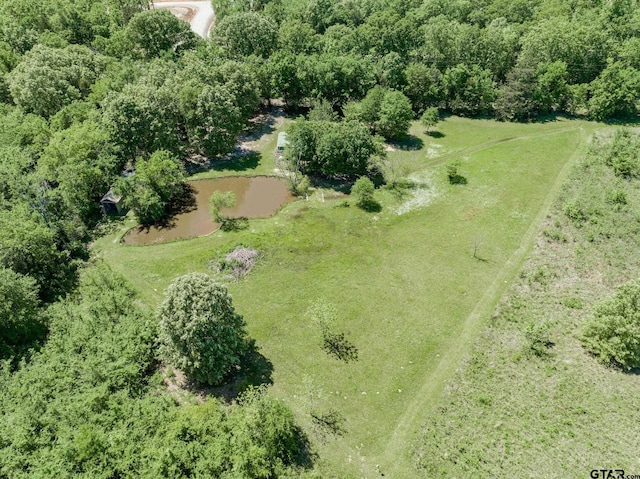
[388,134,424,151]
[427,130,445,138]
[309,175,352,194]
[209,151,261,173]
[321,330,359,363]
[357,200,382,213]
[602,117,640,127]
[449,174,468,185]
[206,340,274,403]
[311,408,347,440]
[473,254,491,264]
[220,217,250,232]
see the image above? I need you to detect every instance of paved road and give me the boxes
[152,1,215,39]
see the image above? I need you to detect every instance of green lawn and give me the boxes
[93,115,599,477]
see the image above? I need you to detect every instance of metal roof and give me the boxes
[100,189,122,204]
[277,131,289,149]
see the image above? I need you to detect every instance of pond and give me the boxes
[123,176,294,245]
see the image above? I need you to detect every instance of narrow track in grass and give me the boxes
[425,124,584,168]
[378,126,591,478]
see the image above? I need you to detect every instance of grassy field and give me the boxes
[93,115,599,477]
[415,128,640,478]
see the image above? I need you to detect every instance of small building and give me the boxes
[277,132,289,151]
[100,189,125,216]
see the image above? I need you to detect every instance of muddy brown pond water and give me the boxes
[123,176,294,245]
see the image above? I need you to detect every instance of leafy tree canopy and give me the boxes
[115,149,185,224]
[583,279,640,369]
[7,44,107,117]
[158,272,249,385]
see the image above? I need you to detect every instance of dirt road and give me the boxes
[152,0,215,38]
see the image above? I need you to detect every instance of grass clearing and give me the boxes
[415,128,640,478]
[93,116,599,477]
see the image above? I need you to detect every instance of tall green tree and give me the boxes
[125,9,198,59]
[442,64,496,116]
[39,120,120,225]
[345,86,413,139]
[0,206,75,301]
[375,89,414,140]
[287,120,383,177]
[215,12,278,58]
[101,75,182,159]
[158,273,249,386]
[403,63,443,114]
[0,267,43,358]
[7,44,107,117]
[178,83,243,157]
[115,150,185,223]
[589,61,640,120]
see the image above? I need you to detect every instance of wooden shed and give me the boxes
[100,189,125,216]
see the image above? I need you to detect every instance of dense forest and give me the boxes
[1,0,639,476]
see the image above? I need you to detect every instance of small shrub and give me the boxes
[420,107,440,133]
[529,266,553,286]
[209,190,236,223]
[582,279,640,369]
[287,172,311,197]
[562,297,583,309]
[351,177,378,211]
[605,188,627,208]
[603,129,640,179]
[525,320,554,357]
[563,199,588,225]
[446,160,467,185]
[542,228,568,242]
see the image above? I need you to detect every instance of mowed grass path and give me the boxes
[94,116,597,478]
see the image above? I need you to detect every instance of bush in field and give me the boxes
[227,386,310,477]
[582,279,640,369]
[351,176,375,209]
[603,129,640,179]
[446,160,467,185]
[158,273,248,385]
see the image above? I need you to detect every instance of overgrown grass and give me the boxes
[93,116,599,477]
[415,128,640,477]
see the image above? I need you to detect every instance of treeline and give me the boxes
[211,0,640,121]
